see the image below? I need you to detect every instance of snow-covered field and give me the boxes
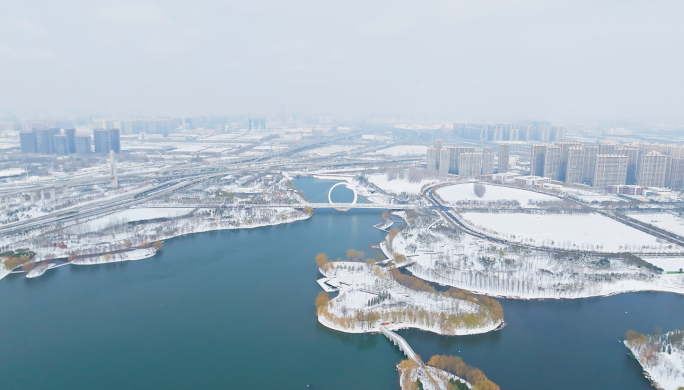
[628,212,684,237]
[368,174,438,195]
[386,209,684,299]
[375,145,428,156]
[641,257,684,272]
[0,168,26,178]
[437,183,559,208]
[461,212,665,252]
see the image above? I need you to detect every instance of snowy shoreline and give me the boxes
[315,261,503,337]
[1,211,312,280]
[624,329,684,390]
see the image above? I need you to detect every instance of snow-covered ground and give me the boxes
[305,145,358,156]
[0,168,26,178]
[316,261,503,336]
[398,361,471,390]
[1,174,314,280]
[461,212,668,252]
[437,183,559,208]
[625,330,684,390]
[375,145,428,156]
[387,210,684,299]
[628,212,684,237]
[67,207,195,233]
[641,257,684,273]
[71,248,158,265]
[367,174,438,195]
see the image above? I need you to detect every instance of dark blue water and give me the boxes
[402,293,684,389]
[0,177,681,389]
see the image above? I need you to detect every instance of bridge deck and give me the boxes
[379,325,422,365]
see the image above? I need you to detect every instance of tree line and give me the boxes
[427,355,500,390]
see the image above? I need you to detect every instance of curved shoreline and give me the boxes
[1,211,313,281]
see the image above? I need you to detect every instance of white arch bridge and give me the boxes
[296,181,410,211]
[244,203,413,210]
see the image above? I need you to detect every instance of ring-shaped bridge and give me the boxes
[328,182,358,211]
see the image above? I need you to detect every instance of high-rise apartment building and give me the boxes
[593,155,628,188]
[20,131,36,153]
[459,152,482,179]
[450,146,475,174]
[668,157,684,190]
[566,146,585,184]
[53,134,69,155]
[34,128,59,154]
[481,147,494,176]
[498,144,509,173]
[427,147,438,172]
[109,128,121,154]
[638,152,669,187]
[543,146,561,181]
[556,142,582,182]
[93,128,110,154]
[616,147,639,185]
[582,145,599,185]
[530,144,547,177]
[439,150,450,176]
[525,141,684,189]
[75,134,92,154]
[434,139,443,153]
[65,128,76,154]
[599,142,619,155]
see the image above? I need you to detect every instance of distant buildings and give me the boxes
[637,152,669,188]
[453,123,566,142]
[93,128,121,154]
[594,155,628,189]
[19,131,36,153]
[528,141,684,190]
[481,147,494,176]
[75,134,92,155]
[19,127,118,155]
[426,140,493,178]
[497,144,509,173]
[459,152,482,179]
[53,135,69,155]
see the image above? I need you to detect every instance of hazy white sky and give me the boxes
[1,0,683,122]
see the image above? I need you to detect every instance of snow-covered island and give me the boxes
[625,329,684,390]
[316,259,504,335]
[315,248,503,389]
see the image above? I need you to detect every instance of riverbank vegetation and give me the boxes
[390,208,684,299]
[1,248,36,270]
[625,329,684,390]
[316,258,503,335]
[427,355,500,390]
[398,357,473,390]
[0,173,311,280]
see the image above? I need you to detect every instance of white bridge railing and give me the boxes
[379,325,423,364]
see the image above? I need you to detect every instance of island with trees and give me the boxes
[625,329,684,390]
[315,249,504,389]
